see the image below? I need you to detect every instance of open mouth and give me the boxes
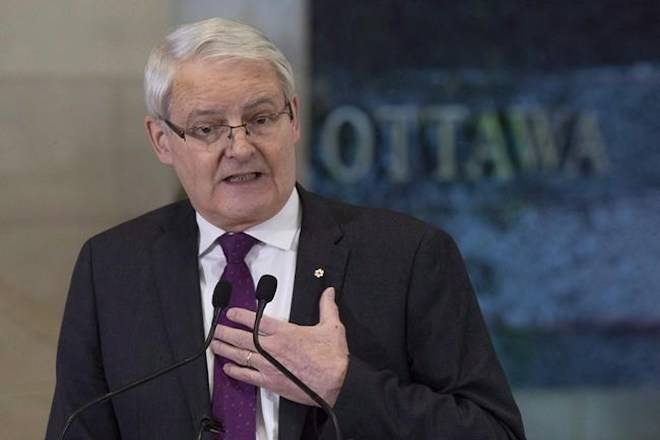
[223,172,261,183]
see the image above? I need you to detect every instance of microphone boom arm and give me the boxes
[253,302,344,440]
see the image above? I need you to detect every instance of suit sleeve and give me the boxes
[326,228,526,439]
[45,241,122,439]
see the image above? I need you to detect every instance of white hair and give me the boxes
[144,17,296,119]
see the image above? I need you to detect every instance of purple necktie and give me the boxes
[212,232,258,439]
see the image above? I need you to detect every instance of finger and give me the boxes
[223,363,265,388]
[212,341,252,366]
[213,341,267,370]
[214,324,256,351]
[227,308,283,335]
[318,287,339,324]
[225,308,256,329]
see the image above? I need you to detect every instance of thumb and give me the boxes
[318,287,339,324]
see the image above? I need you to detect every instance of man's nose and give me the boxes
[226,123,250,140]
[223,125,255,159]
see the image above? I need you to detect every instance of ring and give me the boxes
[245,350,254,367]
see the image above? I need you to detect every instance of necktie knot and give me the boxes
[218,232,258,263]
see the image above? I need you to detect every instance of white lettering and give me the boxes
[319,106,374,183]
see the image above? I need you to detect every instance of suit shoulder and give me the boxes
[85,199,193,249]
[305,191,454,247]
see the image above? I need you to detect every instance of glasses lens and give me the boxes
[188,125,230,146]
[246,111,288,137]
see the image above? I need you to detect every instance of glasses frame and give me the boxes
[163,101,293,144]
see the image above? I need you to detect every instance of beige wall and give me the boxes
[0,1,173,438]
[0,1,309,438]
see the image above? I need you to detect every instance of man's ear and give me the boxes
[289,96,301,144]
[145,116,174,165]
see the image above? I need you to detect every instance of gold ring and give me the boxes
[245,350,253,367]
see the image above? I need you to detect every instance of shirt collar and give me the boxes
[196,187,301,256]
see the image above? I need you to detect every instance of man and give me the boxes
[46,17,525,440]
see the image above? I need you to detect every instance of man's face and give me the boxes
[146,58,300,231]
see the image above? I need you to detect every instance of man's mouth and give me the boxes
[223,172,261,183]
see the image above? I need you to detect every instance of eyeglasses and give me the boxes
[163,102,293,151]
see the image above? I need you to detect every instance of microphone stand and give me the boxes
[252,287,344,440]
[194,416,223,439]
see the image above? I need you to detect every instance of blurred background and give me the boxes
[1,0,659,438]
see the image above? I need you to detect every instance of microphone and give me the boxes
[58,280,233,440]
[252,275,344,440]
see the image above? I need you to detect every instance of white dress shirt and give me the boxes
[197,188,301,440]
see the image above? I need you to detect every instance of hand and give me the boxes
[211,287,350,407]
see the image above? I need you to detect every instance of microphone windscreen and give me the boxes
[256,275,277,303]
[212,280,232,308]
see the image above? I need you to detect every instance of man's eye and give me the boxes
[191,125,215,137]
[252,115,272,125]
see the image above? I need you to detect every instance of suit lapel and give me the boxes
[151,203,210,427]
[278,188,350,440]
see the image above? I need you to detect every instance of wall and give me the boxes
[0,1,308,438]
[0,1,173,438]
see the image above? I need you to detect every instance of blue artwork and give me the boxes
[310,1,660,386]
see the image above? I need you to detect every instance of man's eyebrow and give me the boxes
[243,96,280,110]
[185,96,282,121]
[186,109,225,120]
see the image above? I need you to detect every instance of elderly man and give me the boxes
[46,17,525,440]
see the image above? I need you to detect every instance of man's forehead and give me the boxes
[173,57,280,91]
[169,57,283,114]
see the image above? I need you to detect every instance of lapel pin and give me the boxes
[314,268,325,278]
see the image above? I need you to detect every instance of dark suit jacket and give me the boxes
[46,187,525,439]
